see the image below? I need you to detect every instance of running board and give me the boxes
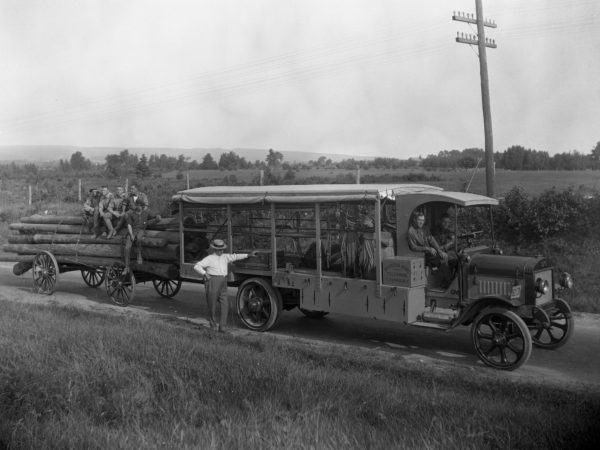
[408,321,451,330]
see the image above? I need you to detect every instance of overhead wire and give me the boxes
[2,1,597,134]
[1,22,445,128]
[3,23,450,131]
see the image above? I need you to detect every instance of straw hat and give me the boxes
[210,239,227,250]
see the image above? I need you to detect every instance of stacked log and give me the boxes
[4,214,182,278]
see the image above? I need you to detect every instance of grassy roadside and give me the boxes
[0,300,598,449]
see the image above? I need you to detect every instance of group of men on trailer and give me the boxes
[82,184,150,268]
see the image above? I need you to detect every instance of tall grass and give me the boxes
[0,300,598,449]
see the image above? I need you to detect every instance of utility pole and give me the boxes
[453,1,497,197]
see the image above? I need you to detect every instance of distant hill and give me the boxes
[0,145,374,164]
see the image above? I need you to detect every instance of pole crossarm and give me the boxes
[456,34,497,48]
[452,13,496,28]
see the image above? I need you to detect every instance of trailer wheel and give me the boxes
[152,278,182,299]
[299,308,329,319]
[530,299,574,349]
[81,268,106,288]
[236,278,282,331]
[32,251,59,295]
[105,264,136,307]
[471,307,532,371]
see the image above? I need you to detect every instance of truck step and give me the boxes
[421,308,458,324]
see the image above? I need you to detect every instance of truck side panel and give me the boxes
[273,271,425,323]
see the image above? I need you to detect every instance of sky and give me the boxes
[0,0,598,160]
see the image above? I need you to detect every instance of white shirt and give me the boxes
[193,253,249,276]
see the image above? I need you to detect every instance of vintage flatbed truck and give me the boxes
[172,183,574,370]
[6,183,574,370]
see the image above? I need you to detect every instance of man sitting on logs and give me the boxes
[107,186,127,238]
[82,187,101,235]
[124,203,148,270]
[98,185,116,239]
[114,184,149,235]
[128,184,149,211]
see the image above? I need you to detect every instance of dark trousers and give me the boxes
[205,276,229,328]
[124,230,144,267]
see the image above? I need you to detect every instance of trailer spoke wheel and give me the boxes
[105,264,136,307]
[471,307,532,371]
[531,299,574,349]
[152,278,182,299]
[81,268,106,288]
[237,278,282,331]
[299,308,329,319]
[32,251,59,295]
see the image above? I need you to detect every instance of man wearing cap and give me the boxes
[82,187,101,234]
[193,239,258,332]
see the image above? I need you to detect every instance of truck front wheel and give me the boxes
[471,307,532,370]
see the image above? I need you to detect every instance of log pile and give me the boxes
[3,214,182,278]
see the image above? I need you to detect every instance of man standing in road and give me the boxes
[193,239,257,332]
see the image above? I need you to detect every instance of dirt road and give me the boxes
[1,262,598,388]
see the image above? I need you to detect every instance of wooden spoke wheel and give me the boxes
[530,299,574,349]
[471,307,532,371]
[32,251,59,295]
[236,278,282,332]
[81,268,106,288]
[152,278,182,299]
[105,264,136,307]
[299,308,329,319]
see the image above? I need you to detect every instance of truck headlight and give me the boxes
[559,272,574,289]
[535,278,549,295]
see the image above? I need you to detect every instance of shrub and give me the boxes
[495,186,599,245]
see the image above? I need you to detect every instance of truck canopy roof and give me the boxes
[172,184,498,206]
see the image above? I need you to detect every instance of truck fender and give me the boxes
[453,296,518,328]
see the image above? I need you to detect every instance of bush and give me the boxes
[495,186,599,245]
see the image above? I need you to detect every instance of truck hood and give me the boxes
[468,254,550,278]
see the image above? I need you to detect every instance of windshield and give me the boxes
[454,205,495,249]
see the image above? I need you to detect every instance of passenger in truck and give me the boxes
[433,213,456,253]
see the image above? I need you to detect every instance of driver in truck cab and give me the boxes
[407,211,452,287]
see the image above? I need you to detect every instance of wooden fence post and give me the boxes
[78,179,82,202]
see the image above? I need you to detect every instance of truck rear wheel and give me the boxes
[237,278,282,331]
[471,307,532,371]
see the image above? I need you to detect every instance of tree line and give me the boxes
[422,142,600,171]
[1,141,599,181]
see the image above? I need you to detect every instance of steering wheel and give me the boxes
[456,230,483,249]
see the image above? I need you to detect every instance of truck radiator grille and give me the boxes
[478,279,513,296]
